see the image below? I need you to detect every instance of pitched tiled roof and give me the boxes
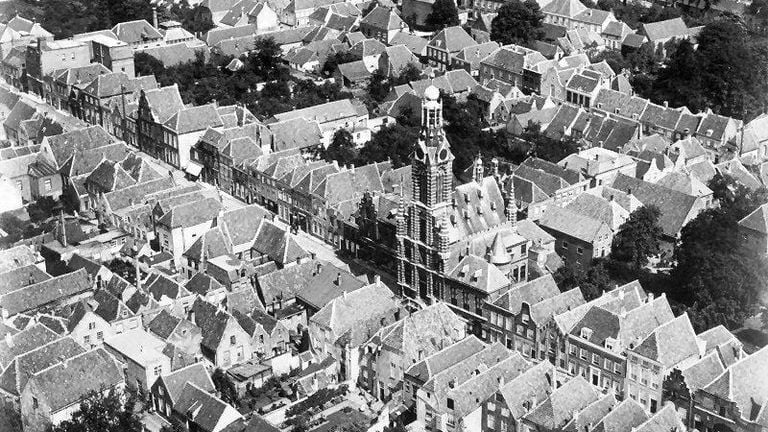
[310,281,399,342]
[448,255,509,293]
[158,362,215,404]
[492,274,560,314]
[190,297,242,351]
[499,360,556,419]
[0,269,92,316]
[591,399,649,432]
[523,376,599,429]
[361,6,404,30]
[173,382,243,430]
[27,348,123,412]
[562,393,616,432]
[405,336,486,383]
[145,273,190,302]
[111,19,163,44]
[542,0,588,17]
[0,336,85,396]
[157,197,222,229]
[390,31,428,55]
[610,173,699,237]
[680,350,725,392]
[632,314,700,368]
[0,265,50,297]
[148,309,182,340]
[185,272,225,296]
[428,26,475,53]
[45,125,117,167]
[539,205,610,243]
[641,17,688,42]
[530,287,585,325]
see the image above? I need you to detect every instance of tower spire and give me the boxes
[506,179,517,225]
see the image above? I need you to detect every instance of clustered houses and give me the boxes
[1,6,768,432]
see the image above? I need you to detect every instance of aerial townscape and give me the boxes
[0,0,768,431]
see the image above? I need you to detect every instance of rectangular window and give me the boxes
[592,353,600,365]
[154,365,162,376]
[44,179,52,192]
[580,348,588,360]
[97,331,103,341]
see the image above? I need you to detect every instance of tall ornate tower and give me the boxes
[397,86,454,304]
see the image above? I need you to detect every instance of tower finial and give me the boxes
[506,179,517,225]
[473,153,484,184]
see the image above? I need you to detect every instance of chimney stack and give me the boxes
[334,272,341,286]
[152,7,159,29]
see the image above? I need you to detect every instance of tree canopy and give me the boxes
[642,16,768,120]
[490,0,545,47]
[425,0,460,30]
[611,205,663,270]
[671,174,768,331]
[324,130,357,166]
[51,389,141,432]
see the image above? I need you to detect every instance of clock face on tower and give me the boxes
[415,146,425,161]
[439,148,448,161]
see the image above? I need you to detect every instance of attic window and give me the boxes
[477,207,483,215]
[472,269,482,282]
[230,335,236,345]
[580,327,593,340]
[459,265,469,277]
[615,108,621,114]
[490,202,497,211]
[706,129,713,137]
[605,337,617,351]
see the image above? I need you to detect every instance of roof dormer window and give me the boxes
[580,327,593,340]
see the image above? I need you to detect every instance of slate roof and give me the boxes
[27,348,123,412]
[564,192,628,231]
[634,402,686,432]
[45,125,118,167]
[251,219,309,265]
[0,269,92,316]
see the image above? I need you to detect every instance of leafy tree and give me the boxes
[394,63,423,85]
[425,0,460,30]
[611,205,663,270]
[51,388,141,432]
[212,368,239,407]
[357,124,419,168]
[367,72,391,102]
[27,196,59,224]
[490,0,544,47]
[322,51,358,77]
[325,130,357,166]
[0,400,22,432]
[553,259,616,301]
[520,122,579,163]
